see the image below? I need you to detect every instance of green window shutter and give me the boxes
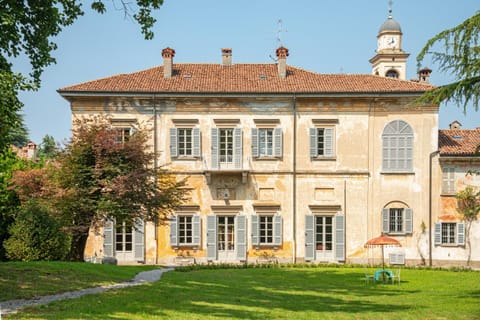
[251,128,259,158]
[134,219,144,261]
[234,128,242,169]
[305,215,315,261]
[457,222,465,245]
[405,208,413,234]
[309,128,318,157]
[274,128,282,157]
[193,128,201,157]
[382,208,390,233]
[235,215,247,261]
[273,214,283,246]
[170,128,178,158]
[192,215,201,246]
[335,215,345,261]
[211,128,219,169]
[434,222,441,245]
[206,215,217,261]
[324,128,334,156]
[251,215,259,246]
[170,215,178,246]
[103,219,114,258]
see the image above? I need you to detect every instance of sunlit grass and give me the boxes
[6,265,480,319]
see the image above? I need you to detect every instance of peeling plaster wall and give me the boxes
[68,95,460,266]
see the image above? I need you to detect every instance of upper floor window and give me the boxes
[114,128,132,144]
[382,207,413,235]
[170,127,201,158]
[211,127,242,169]
[252,128,282,158]
[382,120,413,172]
[434,222,465,246]
[442,166,456,194]
[310,127,334,158]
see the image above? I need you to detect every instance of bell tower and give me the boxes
[369,1,409,80]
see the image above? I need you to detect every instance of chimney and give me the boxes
[449,120,462,130]
[276,46,289,78]
[162,47,175,78]
[418,67,432,83]
[221,48,232,66]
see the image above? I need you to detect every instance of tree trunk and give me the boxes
[68,231,89,261]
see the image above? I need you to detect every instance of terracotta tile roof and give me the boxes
[58,64,434,94]
[439,129,480,156]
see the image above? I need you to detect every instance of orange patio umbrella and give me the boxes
[364,234,401,270]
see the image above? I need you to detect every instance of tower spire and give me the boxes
[388,0,393,18]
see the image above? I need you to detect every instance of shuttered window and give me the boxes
[252,128,283,158]
[170,215,201,247]
[382,120,413,172]
[251,214,283,246]
[434,222,465,246]
[310,127,334,158]
[170,128,201,158]
[211,128,242,169]
[442,167,456,194]
[382,208,413,235]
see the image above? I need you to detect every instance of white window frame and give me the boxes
[382,120,414,172]
[170,214,201,247]
[252,127,282,159]
[170,127,201,159]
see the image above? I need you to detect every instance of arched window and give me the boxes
[382,120,413,172]
[385,69,399,78]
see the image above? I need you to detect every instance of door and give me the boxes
[315,216,334,261]
[217,216,235,261]
[115,222,134,261]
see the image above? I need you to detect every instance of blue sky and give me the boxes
[17,0,479,144]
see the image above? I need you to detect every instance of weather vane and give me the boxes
[388,0,393,17]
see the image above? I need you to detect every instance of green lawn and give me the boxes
[4,265,480,319]
[0,261,156,301]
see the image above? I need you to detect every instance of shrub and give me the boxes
[4,200,70,261]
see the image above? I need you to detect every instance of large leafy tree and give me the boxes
[416,12,480,111]
[51,117,187,261]
[37,134,58,159]
[0,1,163,151]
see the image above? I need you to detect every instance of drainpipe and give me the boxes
[429,150,439,266]
[293,93,297,263]
[153,95,159,264]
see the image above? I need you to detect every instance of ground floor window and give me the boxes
[115,222,133,252]
[315,216,333,251]
[434,222,465,246]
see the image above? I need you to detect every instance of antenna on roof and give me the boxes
[270,19,288,62]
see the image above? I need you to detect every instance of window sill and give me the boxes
[254,156,281,161]
[437,243,462,247]
[311,156,337,161]
[385,232,408,236]
[381,171,415,175]
[440,192,457,197]
[172,156,201,161]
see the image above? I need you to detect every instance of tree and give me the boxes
[4,200,70,262]
[37,134,58,159]
[52,117,188,261]
[456,186,480,265]
[416,12,480,111]
[0,1,163,152]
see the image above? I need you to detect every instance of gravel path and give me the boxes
[0,267,174,317]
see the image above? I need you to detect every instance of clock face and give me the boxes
[387,36,398,48]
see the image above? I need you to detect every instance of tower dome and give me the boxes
[379,16,402,33]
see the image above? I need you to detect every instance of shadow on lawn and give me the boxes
[18,268,418,319]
